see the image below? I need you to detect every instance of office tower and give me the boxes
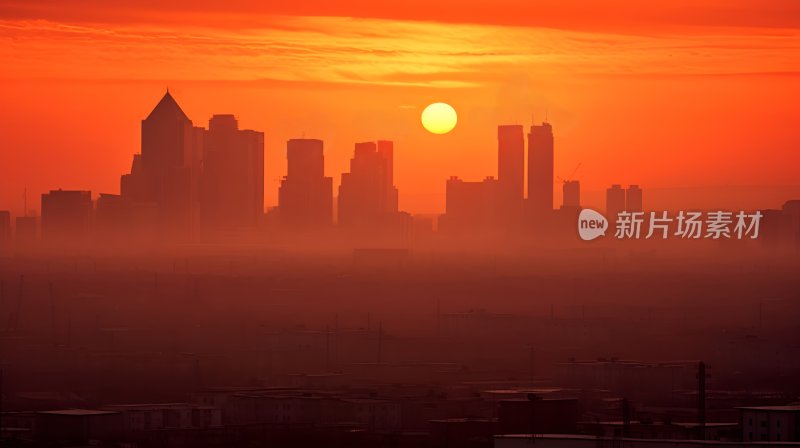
[120,91,203,236]
[200,114,265,231]
[278,139,333,228]
[606,184,626,219]
[0,211,10,252]
[498,125,524,200]
[440,176,501,233]
[95,193,128,239]
[562,180,580,209]
[41,189,92,243]
[528,122,554,214]
[626,185,643,212]
[338,141,399,228]
[783,200,800,247]
[0,210,10,240]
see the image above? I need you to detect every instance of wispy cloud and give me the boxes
[1,16,799,87]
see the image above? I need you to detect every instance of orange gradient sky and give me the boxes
[1,0,799,215]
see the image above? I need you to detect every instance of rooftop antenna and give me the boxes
[545,109,549,123]
[23,188,27,217]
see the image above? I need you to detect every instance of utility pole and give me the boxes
[698,361,706,440]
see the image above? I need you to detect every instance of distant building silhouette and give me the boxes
[0,210,10,253]
[782,200,800,249]
[95,193,128,240]
[338,141,399,229]
[41,189,92,243]
[120,91,203,237]
[562,180,580,209]
[278,139,333,229]
[497,125,526,226]
[200,114,264,231]
[606,184,626,218]
[440,176,501,233]
[498,125,525,201]
[626,185,643,212]
[527,122,554,214]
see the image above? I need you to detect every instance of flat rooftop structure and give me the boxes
[494,434,800,447]
[737,405,800,412]
[37,409,119,416]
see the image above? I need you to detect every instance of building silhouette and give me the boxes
[95,193,128,240]
[0,210,10,253]
[278,139,333,229]
[338,141,399,229]
[527,122,554,215]
[440,176,501,233]
[120,91,203,237]
[200,114,264,231]
[606,184,626,219]
[498,125,525,201]
[41,189,92,243]
[562,180,580,209]
[496,125,526,226]
[626,185,643,212]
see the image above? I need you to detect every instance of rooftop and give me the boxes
[737,405,800,412]
[38,409,118,416]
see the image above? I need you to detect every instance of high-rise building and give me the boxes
[121,91,203,236]
[95,194,128,239]
[41,189,92,243]
[498,125,524,200]
[338,141,399,228]
[606,184,626,219]
[562,180,580,209]
[0,210,11,251]
[200,114,265,231]
[440,176,501,233]
[626,185,643,212]
[278,139,333,229]
[528,122,554,214]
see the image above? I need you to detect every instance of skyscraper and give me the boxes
[121,91,204,237]
[41,189,92,243]
[562,180,580,209]
[278,139,333,229]
[498,125,524,200]
[626,185,643,212]
[440,176,501,233]
[606,184,626,219]
[200,114,265,231]
[338,141,399,228]
[528,122,554,214]
[0,210,10,252]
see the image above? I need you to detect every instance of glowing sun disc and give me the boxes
[421,102,457,134]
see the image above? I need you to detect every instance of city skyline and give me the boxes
[2,1,800,215]
[3,88,800,221]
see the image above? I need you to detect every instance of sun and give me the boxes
[421,102,457,134]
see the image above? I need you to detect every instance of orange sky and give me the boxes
[1,0,799,215]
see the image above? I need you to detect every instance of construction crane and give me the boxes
[556,162,582,184]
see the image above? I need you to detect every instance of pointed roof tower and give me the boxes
[145,90,190,122]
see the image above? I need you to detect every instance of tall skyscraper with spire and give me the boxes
[527,122,554,215]
[121,91,204,237]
